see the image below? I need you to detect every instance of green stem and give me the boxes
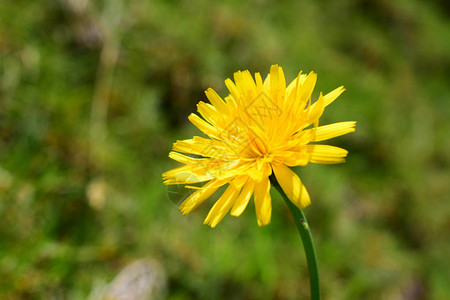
[271,177,321,300]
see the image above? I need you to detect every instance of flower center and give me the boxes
[260,154,274,163]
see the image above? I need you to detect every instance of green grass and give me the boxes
[1,0,450,299]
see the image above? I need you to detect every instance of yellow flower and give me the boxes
[163,65,355,227]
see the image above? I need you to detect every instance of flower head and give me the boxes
[163,65,355,227]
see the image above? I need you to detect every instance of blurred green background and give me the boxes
[1,0,450,299]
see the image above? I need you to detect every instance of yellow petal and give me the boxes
[305,144,349,164]
[284,127,316,149]
[269,65,279,94]
[205,88,230,114]
[268,65,286,109]
[272,163,311,209]
[247,161,272,182]
[254,176,271,226]
[286,72,306,96]
[305,92,325,126]
[306,86,346,116]
[225,78,241,104]
[278,65,286,92]
[276,151,310,167]
[188,114,218,138]
[230,179,254,217]
[203,184,239,227]
[163,167,213,185]
[254,72,263,91]
[323,86,345,107]
[234,70,257,97]
[312,121,356,142]
[263,71,271,94]
[300,72,317,103]
[173,138,238,162]
[204,176,246,227]
[197,102,218,125]
[168,151,199,164]
[179,179,231,215]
